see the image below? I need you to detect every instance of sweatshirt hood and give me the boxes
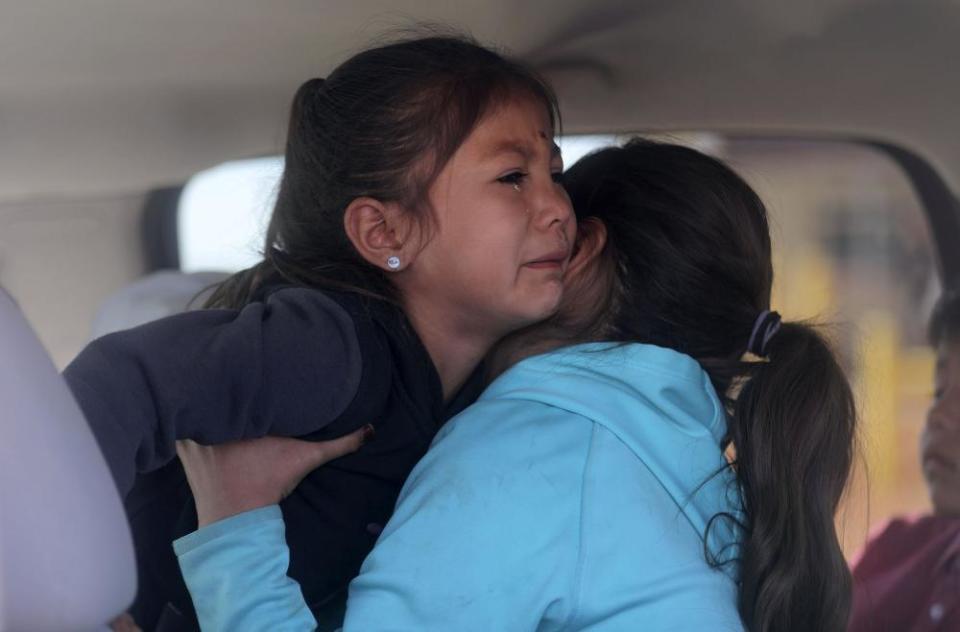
[481,342,742,560]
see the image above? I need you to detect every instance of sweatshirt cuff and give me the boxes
[173,505,283,555]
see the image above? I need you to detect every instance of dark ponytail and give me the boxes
[731,323,855,631]
[563,139,857,631]
[206,32,559,309]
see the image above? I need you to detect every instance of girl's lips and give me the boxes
[524,259,564,269]
[524,247,570,269]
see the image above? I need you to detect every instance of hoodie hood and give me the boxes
[481,342,742,561]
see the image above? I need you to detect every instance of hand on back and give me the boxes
[177,425,374,527]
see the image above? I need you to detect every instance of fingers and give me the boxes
[296,424,375,477]
[174,426,375,524]
[176,438,201,464]
[322,423,375,460]
[175,439,199,488]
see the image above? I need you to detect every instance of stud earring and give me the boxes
[387,256,401,270]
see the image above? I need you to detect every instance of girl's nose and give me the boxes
[534,180,574,233]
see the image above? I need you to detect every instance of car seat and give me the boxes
[0,287,136,631]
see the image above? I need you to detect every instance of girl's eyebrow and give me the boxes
[484,140,533,161]
[484,138,562,161]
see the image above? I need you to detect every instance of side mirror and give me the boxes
[0,288,136,631]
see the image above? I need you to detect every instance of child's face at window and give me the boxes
[923,337,960,516]
[404,97,575,339]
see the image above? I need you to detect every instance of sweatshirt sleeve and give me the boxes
[174,506,319,632]
[63,287,364,496]
[175,401,591,632]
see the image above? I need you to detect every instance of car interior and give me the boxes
[1,1,956,628]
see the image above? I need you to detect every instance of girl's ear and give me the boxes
[565,217,607,280]
[343,197,422,272]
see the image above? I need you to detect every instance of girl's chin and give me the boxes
[519,281,563,307]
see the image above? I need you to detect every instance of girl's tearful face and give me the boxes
[402,97,575,340]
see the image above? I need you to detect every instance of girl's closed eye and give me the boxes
[497,171,565,188]
[498,171,528,187]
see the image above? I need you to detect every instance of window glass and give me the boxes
[178,156,282,272]
[664,135,937,556]
[564,133,938,555]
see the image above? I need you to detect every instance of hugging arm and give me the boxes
[175,405,588,631]
[175,507,317,632]
[63,287,363,497]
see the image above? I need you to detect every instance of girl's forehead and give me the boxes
[470,98,554,146]
[478,133,560,162]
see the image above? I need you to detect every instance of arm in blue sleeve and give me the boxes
[63,288,364,496]
[174,506,318,632]
[176,403,588,631]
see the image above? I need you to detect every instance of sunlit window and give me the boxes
[178,156,283,273]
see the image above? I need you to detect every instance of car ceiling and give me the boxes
[1,0,958,200]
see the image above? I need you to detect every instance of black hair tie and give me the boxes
[747,310,781,357]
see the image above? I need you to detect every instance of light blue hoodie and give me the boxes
[176,342,745,631]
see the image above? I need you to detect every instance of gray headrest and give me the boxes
[92,270,230,338]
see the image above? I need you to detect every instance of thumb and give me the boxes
[282,424,375,494]
[311,423,375,465]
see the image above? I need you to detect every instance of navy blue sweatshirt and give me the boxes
[63,284,484,630]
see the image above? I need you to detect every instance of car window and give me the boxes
[178,156,283,272]
[665,134,935,557]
